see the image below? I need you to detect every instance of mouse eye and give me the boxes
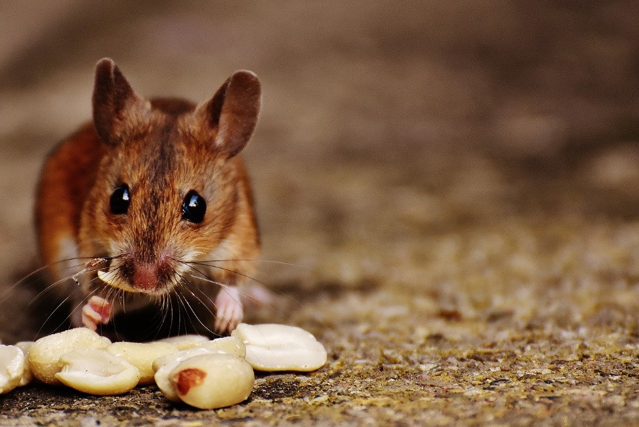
[182,190,206,223]
[110,184,130,215]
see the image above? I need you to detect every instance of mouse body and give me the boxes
[35,58,261,336]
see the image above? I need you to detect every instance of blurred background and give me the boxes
[1,1,639,342]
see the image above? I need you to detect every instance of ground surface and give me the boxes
[2,1,639,426]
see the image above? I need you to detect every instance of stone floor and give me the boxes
[2,1,639,425]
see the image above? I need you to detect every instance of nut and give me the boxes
[170,353,254,409]
[55,349,140,395]
[0,345,25,394]
[28,327,111,385]
[153,347,214,402]
[15,341,33,386]
[97,270,139,293]
[107,341,177,385]
[157,334,210,350]
[194,336,246,358]
[232,323,327,371]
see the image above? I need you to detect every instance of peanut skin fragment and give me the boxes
[175,368,207,395]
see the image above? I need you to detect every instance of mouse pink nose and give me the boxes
[133,263,158,291]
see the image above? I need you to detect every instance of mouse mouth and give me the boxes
[79,256,139,292]
[97,270,143,293]
[92,254,179,295]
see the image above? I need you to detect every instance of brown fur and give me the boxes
[35,58,261,334]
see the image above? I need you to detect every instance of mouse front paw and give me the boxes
[81,296,112,331]
[214,286,244,334]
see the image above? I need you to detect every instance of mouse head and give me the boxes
[81,58,261,295]
[92,58,261,158]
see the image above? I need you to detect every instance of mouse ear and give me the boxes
[196,70,261,158]
[92,58,148,146]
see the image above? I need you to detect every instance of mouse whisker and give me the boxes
[35,293,73,338]
[177,261,278,309]
[171,272,218,335]
[173,273,216,318]
[182,272,225,289]
[172,291,189,334]
[27,260,100,307]
[0,258,89,306]
[170,293,206,338]
[25,255,124,308]
[28,276,77,307]
[178,290,216,336]
[174,258,267,287]
[174,292,185,336]
[159,292,174,337]
[187,258,298,267]
[35,282,101,339]
[179,271,249,325]
[193,287,216,310]
[181,271,270,311]
[155,276,183,337]
[1,264,63,303]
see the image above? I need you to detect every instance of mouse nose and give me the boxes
[133,263,158,291]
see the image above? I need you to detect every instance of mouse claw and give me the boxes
[214,287,244,334]
[81,296,112,330]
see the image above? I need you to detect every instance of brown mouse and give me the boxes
[35,58,261,336]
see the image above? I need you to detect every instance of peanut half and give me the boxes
[15,341,33,386]
[170,353,254,409]
[153,347,214,402]
[194,336,246,358]
[157,334,210,351]
[0,345,25,394]
[232,323,327,372]
[55,349,140,395]
[107,341,177,385]
[29,327,111,385]
[152,336,245,402]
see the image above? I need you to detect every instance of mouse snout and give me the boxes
[133,263,158,291]
[114,249,177,294]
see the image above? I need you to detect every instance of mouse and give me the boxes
[34,58,261,337]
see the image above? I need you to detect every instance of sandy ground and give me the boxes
[2,1,639,425]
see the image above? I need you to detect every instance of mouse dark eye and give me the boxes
[182,190,206,223]
[110,184,130,215]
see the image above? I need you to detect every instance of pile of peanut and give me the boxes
[0,323,327,409]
